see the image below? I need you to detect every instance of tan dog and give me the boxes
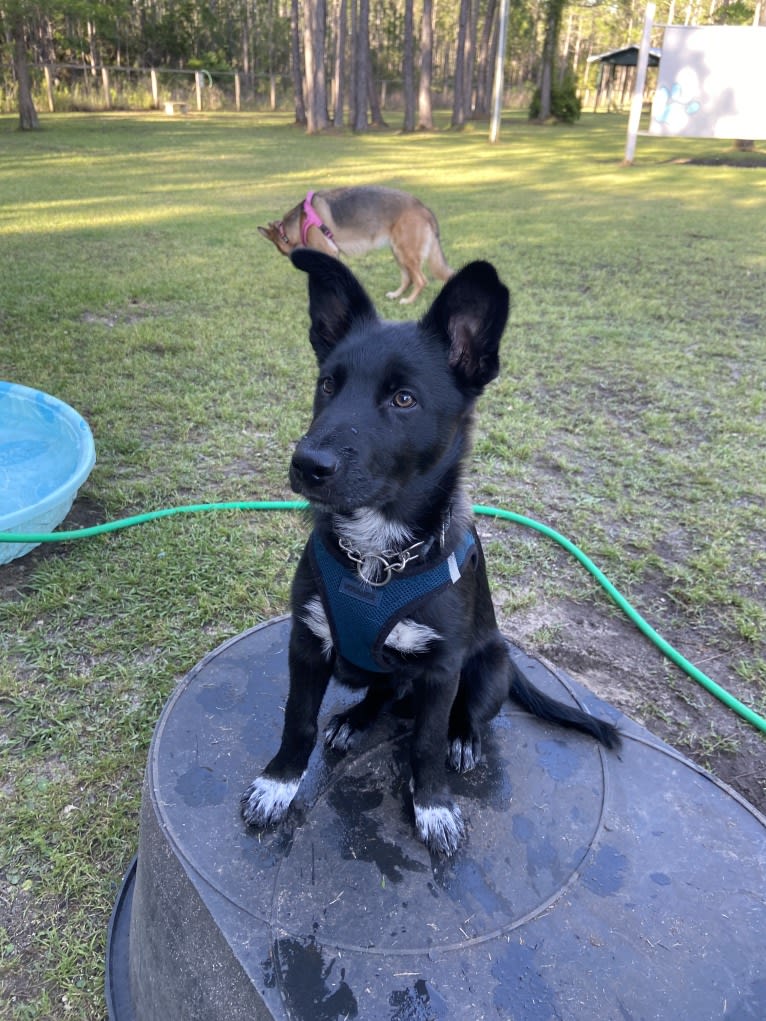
[258,186,453,304]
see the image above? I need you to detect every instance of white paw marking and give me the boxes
[449,737,481,773]
[301,596,334,660]
[324,718,354,752]
[241,775,303,827]
[384,619,441,655]
[413,801,465,855]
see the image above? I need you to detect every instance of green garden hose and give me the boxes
[473,505,766,736]
[2,499,764,735]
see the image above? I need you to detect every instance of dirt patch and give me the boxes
[0,882,49,1010]
[0,499,105,604]
[501,594,766,817]
[79,298,160,329]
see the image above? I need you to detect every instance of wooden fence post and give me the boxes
[101,67,111,110]
[151,68,159,109]
[195,71,203,111]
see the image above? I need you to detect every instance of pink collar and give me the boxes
[301,191,336,249]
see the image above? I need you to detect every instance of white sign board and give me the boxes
[650,26,766,139]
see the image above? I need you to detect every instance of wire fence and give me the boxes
[2,64,294,115]
[2,61,535,117]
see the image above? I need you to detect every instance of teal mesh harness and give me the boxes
[308,529,478,674]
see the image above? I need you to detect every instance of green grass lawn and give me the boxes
[1,109,765,1019]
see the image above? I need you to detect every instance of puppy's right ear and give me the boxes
[420,260,509,396]
[290,249,377,363]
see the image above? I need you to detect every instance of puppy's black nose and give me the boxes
[290,444,339,486]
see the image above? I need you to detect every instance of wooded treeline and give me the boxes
[2,0,761,130]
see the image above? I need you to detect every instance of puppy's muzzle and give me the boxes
[290,440,340,493]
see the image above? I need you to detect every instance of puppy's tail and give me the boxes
[508,658,621,750]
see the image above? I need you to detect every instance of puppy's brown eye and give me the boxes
[320,377,335,396]
[392,390,416,409]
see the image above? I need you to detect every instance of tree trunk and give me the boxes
[241,0,254,100]
[367,56,386,127]
[417,0,434,130]
[474,0,498,117]
[537,0,565,122]
[303,0,329,132]
[451,0,470,128]
[402,0,415,132]
[290,0,307,125]
[332,0,347,126]
[463,0,479,121]
[353,0,370,131]
[13,19,40,131]
[349,0,358,127]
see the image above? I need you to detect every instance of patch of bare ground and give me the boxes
[0,499,106,604]
[501,594,766,817]
[0,882,48,1009]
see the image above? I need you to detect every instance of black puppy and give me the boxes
[241,249,619,856]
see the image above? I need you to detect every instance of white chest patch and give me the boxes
[384,619,442,655]
[333,508,413,556]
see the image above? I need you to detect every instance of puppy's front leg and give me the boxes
[241,619,332,828]
[410,674,466,856]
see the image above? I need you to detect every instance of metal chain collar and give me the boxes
[337,536,425,587]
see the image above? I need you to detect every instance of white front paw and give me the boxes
[240,775,302,827]
[413,800,466,856]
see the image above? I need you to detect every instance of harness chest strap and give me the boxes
[301,191,339,252]
[308,529,479,674]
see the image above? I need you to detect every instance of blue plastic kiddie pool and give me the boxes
[0,381,96,565]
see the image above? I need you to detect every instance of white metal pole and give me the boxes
[489,0,511,143]
[624,2,656,164]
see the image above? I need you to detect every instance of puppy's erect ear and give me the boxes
[290,249,378,363]
[420,261,509,395]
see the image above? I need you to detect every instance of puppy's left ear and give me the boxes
[290,249,378,363]
[420,261,510,395]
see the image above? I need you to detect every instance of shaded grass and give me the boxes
[1,110,765,1018]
